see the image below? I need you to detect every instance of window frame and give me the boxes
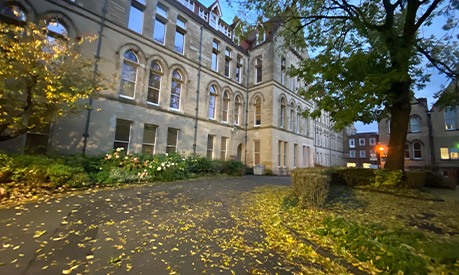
[359,150,366,158]
[359,138,365,146]
[254,96,261,126]
[412,141,422,160]
[113,119,132,152]
[349,138,355,148]
[147,61,162,105]
[207,135,215,159]
[166,128,179,153]
[255,56,262,84]
[128,1,145,34]
[222,91,230,123]
[153,5,168,44]
[208,85,217,119]
[221,137,227,160]
[170,70,183,110]
[142,124,157,155]
[119,50,139,99]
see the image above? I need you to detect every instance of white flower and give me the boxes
[115,155,120,159]
[171,163,175,166]
[99,167,103,170]
[144,169,147,172]
[157,167,161,171]
[167,164,170,167]
[165,153,168,156]
[116,147,124,152]
[161,163,165,167]
[149,165,152,168]
[125,156,128,159]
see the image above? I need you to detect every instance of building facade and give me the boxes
[345,132,379,168]
[0,0,346,174]
[378,93,458,184]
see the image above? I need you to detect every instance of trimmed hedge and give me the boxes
[291,169,330,208]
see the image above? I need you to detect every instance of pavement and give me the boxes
[0,176,293,275]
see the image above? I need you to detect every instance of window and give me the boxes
[349,139,355,148]
[440,147,459,160]
[222,91,229,122]
[293,144,298,168]
[445,108,457,130]
[254,140,260,165]
[210,12,218,29]
[153,6,167,44]
[281,57,285,85]
[387,119,391,134]
[290,105,295,131]
[120,51,138,99]
[128,2,144,34]
[177,0,194,11]
[369,137,376,146]
[254,96,261,126]
[290,77,294,91]
[404,143,410,159]
[235,55,242,83]
[142,124,157,155]
[350,150,356,158]
[208,85,217,119]
[278,141,282,167]
[170,70,183,109]
[359,150,366,158]
[234,95,242,125]
[224,48,231,77]
[296,77,300,91]
[199,7,208,21]
[166,128,178,153]
[211,40,219,71]
[410,117,421,133]
[283,142,288,167]
[412,142,422,159]
[1,4,26,21]
[46,18,68,43]
[207,135,214,159]
[174,18,186,54]
[359,138,365,146]
[440,148,449,159]
[221,137,227,160]
[113,119,132,151]
[280,98,286,128]
[147,62,162,105]
[297,107,301,133]
[255,56,262,83]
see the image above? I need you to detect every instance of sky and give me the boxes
[201,0,456,133]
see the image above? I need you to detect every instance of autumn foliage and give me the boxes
[0,22,104,141]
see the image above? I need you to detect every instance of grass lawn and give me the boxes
[241,184,459,274]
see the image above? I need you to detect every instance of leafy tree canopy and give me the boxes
[0,22,105,142]
[237,0,458,169]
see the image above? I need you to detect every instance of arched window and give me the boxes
[222,91,229,122]
[412,141,422,159]
[280,98,286,128]
[208,85,217,119]
[254,96,261,126]
[234,95,242,125]
[0,4,26,21]
[410,116,421,133]
[304,111,309,136]
[297,107,301,133]
[170,70,183,109]
[290,103,295,131]
[147,61,162,105]
[120,50,139,99]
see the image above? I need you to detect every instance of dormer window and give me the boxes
[210,12,218,29]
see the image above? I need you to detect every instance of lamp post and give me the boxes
[377,143,387,168]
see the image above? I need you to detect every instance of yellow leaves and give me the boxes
[33,230,47,238]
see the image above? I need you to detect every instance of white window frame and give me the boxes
[359,150,366,158]
[113,119,132,152]
[369,137,376,146]
[349,150,355,158]
[359,138,365,146]
[349,138,355,148]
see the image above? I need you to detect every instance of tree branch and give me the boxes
[417,44,458,78]
[414,0,442,31]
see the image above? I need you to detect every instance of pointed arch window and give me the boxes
[222,91,230,122]
[120,50,139,99]
[209,85,217,119]
[147,61,162,105]
[234,95,242,126]
[290,103,295,131]
[297,107,301,133]
[170,70,183,109]
[254,96,261,126]
[410,116,421,133]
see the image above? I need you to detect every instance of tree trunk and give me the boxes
[384,81,411,170]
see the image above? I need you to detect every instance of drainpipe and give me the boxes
[82,0,108,154]
[244,56,250,175]
[193,25,204,156]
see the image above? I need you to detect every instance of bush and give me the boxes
[46,163,79,188]
[0,153,13,183]
[425,171,456,189]
[333,168,376,186]
[403,171,426,189]
[222,160,244,176]
[187,155,215,175]
[291,170,330,208]
[373,169,403,188]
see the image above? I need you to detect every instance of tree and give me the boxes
[241,0,459,170]
[0,22,104,142]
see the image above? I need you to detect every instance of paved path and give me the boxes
[0,176,292,274]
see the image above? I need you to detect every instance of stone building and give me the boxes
[378,90,458,184]
[344,132,379,168]
[0,0,346,174]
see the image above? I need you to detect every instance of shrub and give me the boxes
[222,160,244,176]
[373,169,403,188]
[46,163,78,188]
[0,153,13,183]
[187,155,215,175]
[425,171,456,189]
[403,171,426,189]
[291,170,330,208]
[333,168,376,186]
